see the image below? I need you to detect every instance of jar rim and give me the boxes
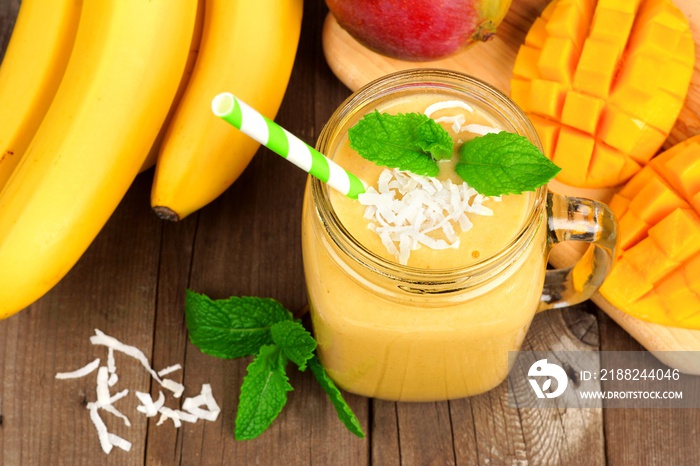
[312,69,547,284]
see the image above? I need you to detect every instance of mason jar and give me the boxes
[302,69,617,402]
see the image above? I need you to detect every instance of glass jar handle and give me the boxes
[538,191,618,312]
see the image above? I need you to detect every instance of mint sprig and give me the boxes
[348,110,453,176]
[456,131,561,196]
[184,290,365,440]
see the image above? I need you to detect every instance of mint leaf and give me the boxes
[348,111,453,176]
[413,115,453,161]
[185,290,292,359]
[455,132,560,196]
[308,355,365,438]
[270,320,317,371]
[235,344,293,440]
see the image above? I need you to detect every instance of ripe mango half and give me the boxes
[600,136,700,329]
[511,0,695,188]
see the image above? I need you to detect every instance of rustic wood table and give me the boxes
[1,1,699,464]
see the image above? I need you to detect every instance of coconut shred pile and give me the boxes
[55,329,220,455]
[357,101,501,265]
[358,169,499,264]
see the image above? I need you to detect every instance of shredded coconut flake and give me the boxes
[156,407,198,428]
[358,168,497,264]
[162,378,185,398]
[434,114,466,133]
[88,401,131,428]
[424,100,473,118]
[157,364,182,377]
[182,384,221,422]
[88,403,132,454]
[135,390,165,417]
[96,366,111,405]
[107,347,116,374]
[88,404,115,454]
[107,433,132,453]
[55,358,100,379]
[460,123,501,135]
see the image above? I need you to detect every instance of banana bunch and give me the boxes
[0,0,303,319]
[151,0,304,220]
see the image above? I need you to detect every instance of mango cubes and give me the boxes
[511,0,695,188]
[600,136,700,329]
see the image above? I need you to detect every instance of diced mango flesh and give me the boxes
[600,258,653,306]
[600,137,700,329]
[561,91,603,135]
[551,127,594,186]
[510,0,694,188]
[650,142,700,200]
[587,143,629,188]
[617,210,650,251]
[608,193,630,219]
[529,115,560,158]
[685,254,700,295]
[628,175,686,224]
[538,37,578,84]
[647,208,700,262]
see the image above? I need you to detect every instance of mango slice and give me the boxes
[511,0,695,188]
[600,136,700,329]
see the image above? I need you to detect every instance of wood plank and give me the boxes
[599,312,700,466]
[0,1,19,460]
[0,174,163,465]
[0,0,18,62]
[671,0,700,146]
[143,214,199,465]
[370,401,401,466]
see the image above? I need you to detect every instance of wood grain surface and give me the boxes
[323,0,700,369]
[1,1,699,465]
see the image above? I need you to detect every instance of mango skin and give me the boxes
[325,0,512,61]
[511,0,695,188]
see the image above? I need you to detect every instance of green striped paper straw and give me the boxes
[211,92,367,199]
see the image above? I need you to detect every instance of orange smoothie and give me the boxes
[302,92,548,401]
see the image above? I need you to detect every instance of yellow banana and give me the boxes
[0,0,198,319]
[0,0,82,190]
[151,0,304,220]
[140,0,206,174]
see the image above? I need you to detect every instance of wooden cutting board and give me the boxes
[322,0,700,373]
